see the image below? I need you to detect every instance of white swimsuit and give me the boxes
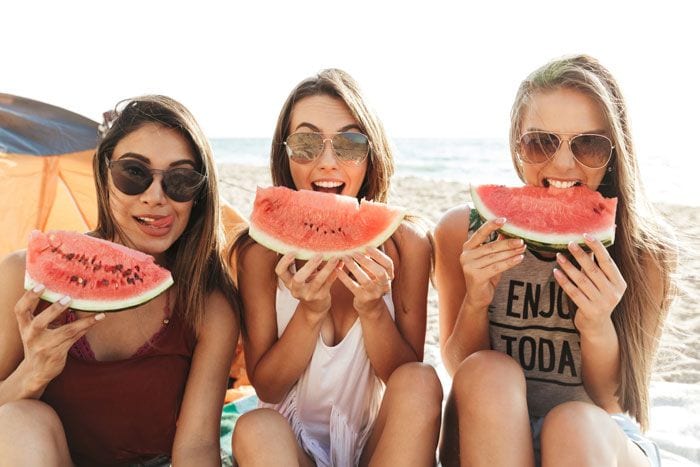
[260,280,395,467]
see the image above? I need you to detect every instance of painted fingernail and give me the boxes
[496,217,507,224]
[568,241,580,251]
[556,252,566,263]
[95,313,106,321]
[583,233,593,241]
[32,284,45,293]
[59,296,72,305]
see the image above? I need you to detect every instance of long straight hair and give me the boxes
[509,55,676,429]
[94,95,239,332]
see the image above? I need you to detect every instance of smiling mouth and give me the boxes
[543,179,582,189]
[312,181,345,195]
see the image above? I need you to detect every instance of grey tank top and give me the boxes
[470,210,593,416]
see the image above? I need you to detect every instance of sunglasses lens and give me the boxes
[109,160,204,202]
[162,169,205,202]
[519,132,559,163]
[332,133,370,163]
[285,133,323,164]
[110,160,152,195]
[570,135,613,168]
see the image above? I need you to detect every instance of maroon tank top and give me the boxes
[40,303,196,466]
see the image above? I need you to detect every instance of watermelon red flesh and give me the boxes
[24,230,174,312]
[470,185,617,251]
[249,187,406,260]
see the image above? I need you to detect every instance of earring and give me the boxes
[607,165,613,173]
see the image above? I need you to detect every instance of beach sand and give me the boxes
[218,163,699,385]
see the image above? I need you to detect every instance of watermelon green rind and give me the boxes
[24,272,174,312]
[250,207,406,260]
[470,184,616,251]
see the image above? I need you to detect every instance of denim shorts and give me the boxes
[529,412,660,467]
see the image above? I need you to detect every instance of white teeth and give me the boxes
[137,216,155,223]
[313,181,343,188]
[548,179,578,189]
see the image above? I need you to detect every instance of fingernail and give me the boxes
[59,296,72,305]
[95,313,106,321]
[583,233,593,241]
[496,217,507,224]
[556,252,566,263]
[568,241,580,251]
[32,283,45,293]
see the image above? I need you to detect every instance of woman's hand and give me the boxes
[337,247,394,317]
[15,285,104,391]
[460,218,526,310]
[553,234,627,335]
[275,253,339,321]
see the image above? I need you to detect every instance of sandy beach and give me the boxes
[218,162,700,385]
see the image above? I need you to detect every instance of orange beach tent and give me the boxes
[0,93,99,258]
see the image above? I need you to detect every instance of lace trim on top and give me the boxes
[66,292,173,361]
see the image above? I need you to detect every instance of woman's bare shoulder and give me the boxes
[435,205,471,246]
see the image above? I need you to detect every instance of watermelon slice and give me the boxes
[24,230,174,312]
[470,185,617,251]
[249,186,406,259]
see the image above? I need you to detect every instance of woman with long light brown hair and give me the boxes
[436,55,676,466]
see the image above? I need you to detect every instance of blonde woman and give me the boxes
[436,55,676,466]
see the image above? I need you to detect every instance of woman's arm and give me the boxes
[345,222,431,382]
[238,244,336,403]
[0,252,101,404]
[553,236,626,411]
[171,289,239,466]
[435,207,526,376]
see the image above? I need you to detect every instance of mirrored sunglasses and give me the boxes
[108,159,206,202]
[284,132,370,165]
[518,131,614,169]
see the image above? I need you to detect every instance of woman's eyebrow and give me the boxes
[115,152,196,167]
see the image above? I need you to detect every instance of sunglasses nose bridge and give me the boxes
[548,135,579,168]
[316,137,340,165]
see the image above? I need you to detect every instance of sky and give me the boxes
[4,0,699,193]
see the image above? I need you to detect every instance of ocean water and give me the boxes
[211,138,698,207]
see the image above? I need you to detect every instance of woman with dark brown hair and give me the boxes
[0,95,239,466]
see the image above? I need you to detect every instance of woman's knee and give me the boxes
[452,350,526,398]
[386,362,443,412]
[232,408,292,451]
[541,401,621,462]
[0,400,69,461]
[0,400,64,437]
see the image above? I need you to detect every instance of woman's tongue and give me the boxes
[312,181,344,195]
[136,215,173,228]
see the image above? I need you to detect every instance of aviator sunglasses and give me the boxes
[108,158,206,202]
[518,131,615,169]
[284,132,371,165]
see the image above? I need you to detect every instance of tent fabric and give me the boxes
[0,93,100,258]
[0,150,98,256]
[0,93,98,156]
